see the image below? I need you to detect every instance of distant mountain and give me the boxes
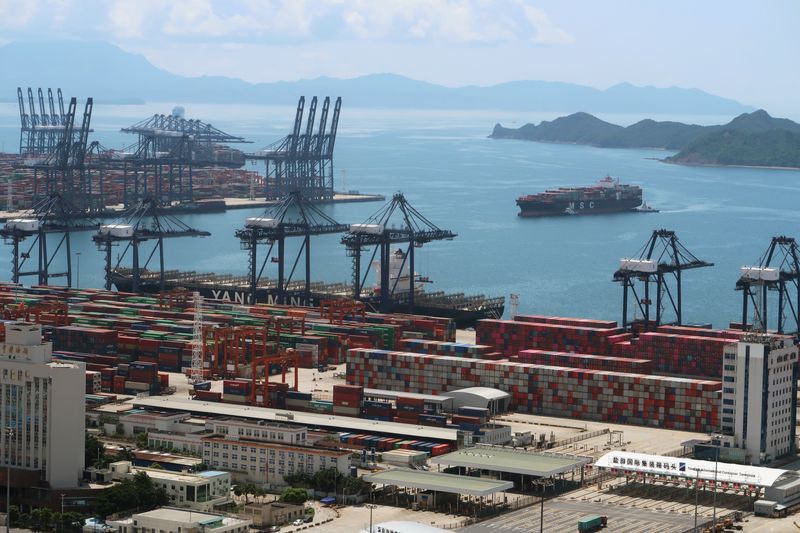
[0,40,754,114]
[492,109,800,168]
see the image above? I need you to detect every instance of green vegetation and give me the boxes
[284,468,371,496]
[134,431,149,449]
[666,129,800,167]
[94,471,169,518]
[233,482,265,504]
[280,487,309,505]
[9,506,84,533]
[491,109,800,168]
[85,433,132,468]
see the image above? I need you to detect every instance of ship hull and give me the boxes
[111,275,502,328]
[517,197,642,217]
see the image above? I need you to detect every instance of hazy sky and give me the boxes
[1,0,797,114]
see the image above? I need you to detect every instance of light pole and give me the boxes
[366,503,376,533]
[61,493,66,533]
[711,447,719,529]
[693,468,700,533]
[5,427,14,533]
[75,252,81,289]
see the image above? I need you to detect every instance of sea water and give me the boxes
[0,102,797,329]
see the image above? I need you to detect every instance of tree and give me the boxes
[311,468,340,492]
[280,487,308,505]
[116,447,135,462]
[134,431,149,449]
[85,433,107,468]
[29,507,54,533]
[94,471,168,518]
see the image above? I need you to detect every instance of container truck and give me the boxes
[578,515,607,532]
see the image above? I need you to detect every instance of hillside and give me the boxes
[492,109,800,168]
[0,40,754,114]
[665,129,800,168]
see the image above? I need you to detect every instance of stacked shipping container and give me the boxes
[347,349,720,432]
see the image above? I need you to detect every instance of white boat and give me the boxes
[634,201,659,213]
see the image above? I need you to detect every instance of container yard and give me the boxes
[346,348,720,432]
[0,279,757,438]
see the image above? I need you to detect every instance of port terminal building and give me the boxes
[130,396,460,445]
[594,451,800,506]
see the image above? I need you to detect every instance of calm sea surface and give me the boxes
[0,102,797,329]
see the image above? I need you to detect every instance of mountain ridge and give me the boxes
[491,110,800,168]
[0,40,754,114]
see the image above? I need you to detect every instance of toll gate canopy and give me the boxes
[430,446,592,477]
[363,469,513,497]
[595,451,796,489]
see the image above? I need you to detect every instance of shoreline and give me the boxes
[491,138,800,171]
[0,192,386,222]
[659,158,800,171]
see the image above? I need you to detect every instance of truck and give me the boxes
[578,515,608,532]
[192,380,212,392]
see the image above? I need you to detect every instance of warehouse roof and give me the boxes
[595,452,795,488]
[131,396,459,442]
[447,387,510,401]
[364,389,453,403]
[431,446,591,477]
[364,468,513,497]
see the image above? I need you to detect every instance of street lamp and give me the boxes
[534,477,554,533]
[5,427,15,533]
[366,503,376,533]
[75,252,81,289]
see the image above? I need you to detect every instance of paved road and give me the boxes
[460,499,697,533]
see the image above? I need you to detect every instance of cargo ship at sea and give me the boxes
[516,176,643,217]
[110,250,504,327]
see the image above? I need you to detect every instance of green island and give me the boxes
[490,109,800,168]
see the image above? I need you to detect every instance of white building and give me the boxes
[0,322,85,488]
[109,461,231,512]
[107,507,250,533]
[208,418,308,446]
[202,434,350,488]
[119,410,203,438]
[146,418,309,456]
[720,334,798,464]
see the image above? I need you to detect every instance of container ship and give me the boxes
[111,257,504,328]
[516,176,643,217]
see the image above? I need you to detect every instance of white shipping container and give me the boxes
[619,258,657,273]
[245,217,279,228]
[98,224,134,238]
[740,266,780,282]
[5,218,40,232]
[349,223,384,235]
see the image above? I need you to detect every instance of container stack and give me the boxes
[332,384,364,416]
[85,370,101,394]
[363,400,394,421]
[53,326,118,355]
[286,390,312,410]
[223,379,252,404]
[338,433,450,456]
[516,349,653,373]
[194,390,223,402]
[632,332,736,379]
[477,319,623,357]
[395,396,424,424]
[398,339,500,359]
[347,348,720,432]
[125,361,160,395]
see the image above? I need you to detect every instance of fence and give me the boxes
[551,428,610,448]
[677,511,747,533]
